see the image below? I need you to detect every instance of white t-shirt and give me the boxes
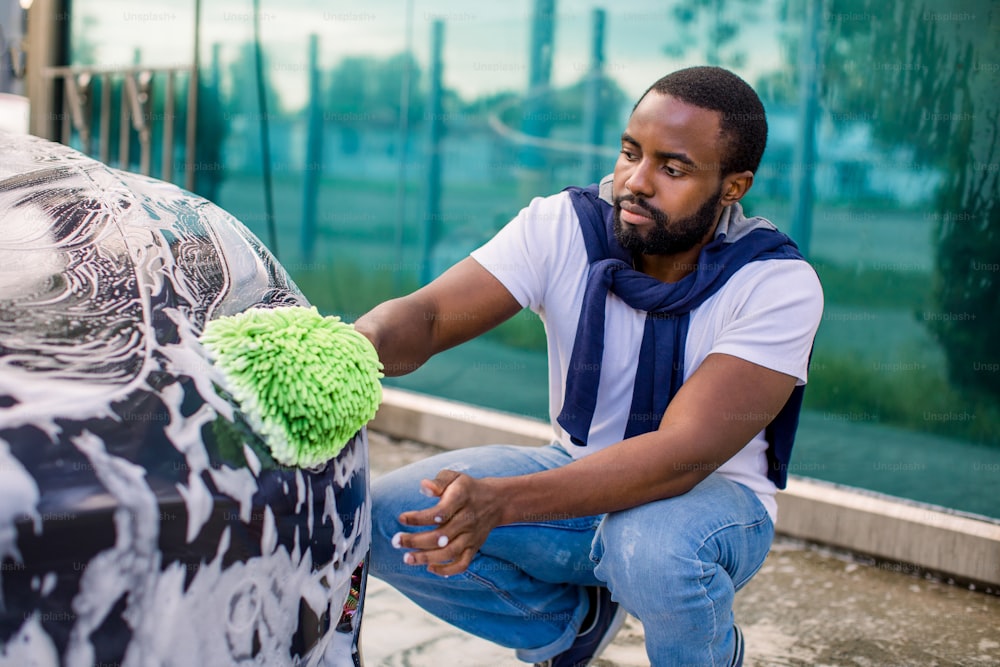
[470,188,824,519]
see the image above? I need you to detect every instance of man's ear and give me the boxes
[720,171,754,205]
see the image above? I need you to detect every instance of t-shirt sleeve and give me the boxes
[469,191,580,312]
[709,259,824,384]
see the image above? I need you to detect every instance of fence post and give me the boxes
[518,0,556,200]
[301,34,324,265]
[790,0,821,258]
[420,19,444,286]
[26,0,68,140]
[583,8,606,185]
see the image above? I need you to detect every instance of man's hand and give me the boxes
[386,353,804,578]
[391,470,506,577]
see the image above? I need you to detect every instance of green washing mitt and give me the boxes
[199,306,383,468]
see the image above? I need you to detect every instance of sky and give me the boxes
[70,0,789,111]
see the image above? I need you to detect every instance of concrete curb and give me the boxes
[776,477,1000,587]
[370,386,1000,588]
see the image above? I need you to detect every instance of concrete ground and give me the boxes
[360,432,1000,667]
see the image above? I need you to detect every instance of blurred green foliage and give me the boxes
[821,0,1000,404]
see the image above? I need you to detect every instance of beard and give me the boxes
[613,187,722,256]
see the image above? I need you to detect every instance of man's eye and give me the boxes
[664,165,682,177]
[620,149,637,161]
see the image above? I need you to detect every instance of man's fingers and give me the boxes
[403,470,468,526]
[401,477,473,527]
[392,530,451,553]
[390,470,492,577]
[393,530,471,571]
[420,469,462,498]
[427,549,475,577]
[399,503,451,527]
[399,494,454,526]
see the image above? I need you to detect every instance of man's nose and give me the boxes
[624,161,654,198]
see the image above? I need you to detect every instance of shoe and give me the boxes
[730,624,745,667]
[534,586,627,667]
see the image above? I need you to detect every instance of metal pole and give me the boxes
[790,0,821,258]
[129,69,153,176]
[0,1,26,95]
[119,77,131,167]
[392,0,414,295]
[252,0,279,257]
[583,8,606,184]
[522,0,555,167]
[301,34,323,264]
[26,0,67,140]
[519,0,555,198]
[186,0,201,192]
[99,73,110,163]
[420,19,444,286]
[162,70,175,182]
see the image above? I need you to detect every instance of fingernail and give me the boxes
[391,532,403,549]
[403,553,414,565]
[437,535,449,548]
[419,486,435,497]
[434,515,443,524]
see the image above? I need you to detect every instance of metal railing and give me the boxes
[42,65,198,191]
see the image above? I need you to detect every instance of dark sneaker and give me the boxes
[730,624,745,667]
[534,586,626,667]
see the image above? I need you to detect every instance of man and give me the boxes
[355,66,823,666]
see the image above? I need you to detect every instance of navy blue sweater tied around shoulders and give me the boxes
[556,183,808,489]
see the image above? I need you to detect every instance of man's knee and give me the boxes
[592,505,703,587]
[590,480,773,607]
[369,465,438,578]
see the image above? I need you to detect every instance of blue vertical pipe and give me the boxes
[392,0,415,295]
[790,0,820,258]
[520,0,555,172]
[583,8,606,184]
[301,33,323,265]
[420,19,444,286]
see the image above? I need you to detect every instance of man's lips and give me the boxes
[619,201,656,225]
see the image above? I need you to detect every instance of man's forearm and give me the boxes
[354,296,436,377]
[353,258,523,377]
[393,354,795,575]
[489,362,793,524]
[487,428,708,526]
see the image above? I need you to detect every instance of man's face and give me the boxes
[612,92,727,256]
[613,181,723,256]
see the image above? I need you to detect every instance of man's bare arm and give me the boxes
[490,352,798,518]
[354,257,523,376]
[396,352,798,576]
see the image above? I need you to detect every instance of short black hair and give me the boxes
[636,66,768,176]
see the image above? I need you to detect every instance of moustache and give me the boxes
[614,194,668,225]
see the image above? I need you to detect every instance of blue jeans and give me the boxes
[370,443,773,665]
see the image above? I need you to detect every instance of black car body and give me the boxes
[0,131,368,666]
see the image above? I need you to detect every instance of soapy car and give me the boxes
[0,131,368,666]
